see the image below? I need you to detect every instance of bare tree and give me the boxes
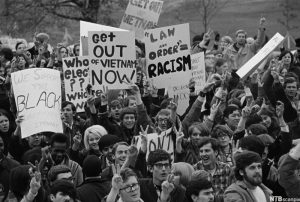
[181,0,229,32]
[277,0,298,32]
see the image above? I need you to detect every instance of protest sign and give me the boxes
[120,0,163,39]
[168,52,206,115]
[144,23,192,89]
[236,33,285,79]
[88,31,136,90]
[79,21,128,56]
[133,128,174,162]
[11,69,63,138]
[63,56,90,112]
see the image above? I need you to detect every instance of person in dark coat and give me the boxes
[77,155,110,202]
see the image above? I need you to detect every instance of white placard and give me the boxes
[120,0,163,39]
[236,33,285,79]
[144,23,191,89]
[88,31,136,90]
[11,69,63,138]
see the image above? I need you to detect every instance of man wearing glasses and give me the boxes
[106,168,143,202]
[138,149,186,202]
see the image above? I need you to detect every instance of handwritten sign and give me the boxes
[144,23,191,89]
[168,52,206,115]
[236,33,285,79]
[63,56,90,112]
[88,31,136,90]
[79,21,128,56]
[11,69,63,138]
[120,0,163,39]
[133,128,174,162]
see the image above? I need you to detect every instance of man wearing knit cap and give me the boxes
[224,151,272,202]
[223,17,266,69]
[77,155,111,202]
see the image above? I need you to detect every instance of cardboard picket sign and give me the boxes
[144,23,192,89]
[11,69,63,138]
[133,128,174,162]
[79,21,128,56]
[88,31,136,90]
[63,56,90,112]
[120,0,163,39]
[236,33,285,79]
[168,52,206,115]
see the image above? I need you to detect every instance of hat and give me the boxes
[295,38,300,48]
[98,134,120,150]
[48,165,71,183]
[239,136,265,157]
[83,155,102,177]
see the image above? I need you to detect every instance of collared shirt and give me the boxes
[218,144,234,167]
[193,161,232,195]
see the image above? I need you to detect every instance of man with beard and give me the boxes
[224,151,272,202]
[41,133,83,187]
[139,149,186,202]
[193,137,232,200]
[223,17,266,69]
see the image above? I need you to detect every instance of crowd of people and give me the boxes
[0,16,300,202]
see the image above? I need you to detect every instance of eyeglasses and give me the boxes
[120,183,139,193]
[154,163,171,169]
[158,118,168,123]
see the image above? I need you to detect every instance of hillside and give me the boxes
[1,0,300,46]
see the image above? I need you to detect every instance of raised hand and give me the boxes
[72,132,82,150]
[259,17,266,28]
[28,161,41,195]
[174,125,184,153]
[140,125,149,153]
[161,174,175,201]
[15,114,24,127]
[276,101,284,118]
[111,174,124,192]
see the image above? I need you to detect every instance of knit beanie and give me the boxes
[83,155,102,177]
[239,136,265,157]
[98,135,120,151]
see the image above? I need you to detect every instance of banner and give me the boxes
[168,52,206,115]
[144,23,191,89]
[11,69,63,138]
[133,128,174,162]
[120,0,163,39]
[88,31,136,90]
[236,33,285,79]
[63,56,90,112]
[79,21,128,56]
